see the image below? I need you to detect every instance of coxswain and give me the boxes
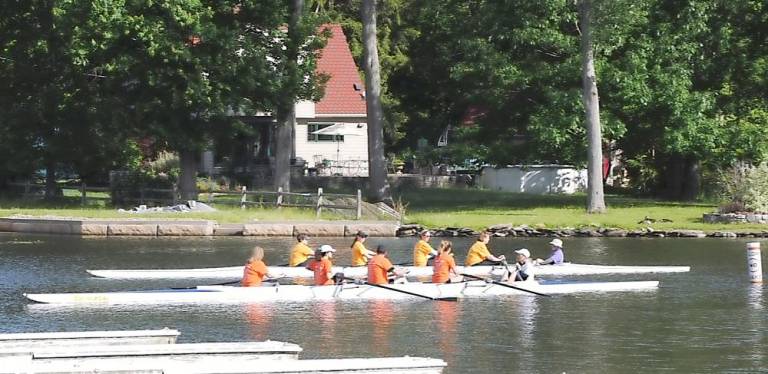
[288,233,313,267]
[368,245,405,285]
[432,240,460,283]
[464,231,505,266]
[351,231,376,266]
[242,246,277,287]
[502,248,535,282]
[534,238,565,265]
[307,245,337,286]
[413,230,437,266]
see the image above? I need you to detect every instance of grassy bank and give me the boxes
[395,188,760,232]
[1,188,763,232]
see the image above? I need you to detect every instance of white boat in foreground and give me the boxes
[24,280,659,305]
[19,357,446,374]
[86,262,690,280]
[0,329,179,350]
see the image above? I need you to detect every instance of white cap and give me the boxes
[514,248,530,258]
[319,244,336,253]
[549,238,563,247]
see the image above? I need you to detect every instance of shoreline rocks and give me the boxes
[396,224,767,238]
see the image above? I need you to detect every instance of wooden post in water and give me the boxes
[276,187,283,209]
[747,242,763,283]
[240,186,247,210]
[356,189,362,220]
[316,187,323,219]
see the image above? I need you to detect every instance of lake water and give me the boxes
[1,233,766,373]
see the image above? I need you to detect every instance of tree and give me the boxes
[361,0,393,204]
[577,0,606,213]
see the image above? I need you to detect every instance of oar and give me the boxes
[343,277,457,302]
[172,276,287,290]
[460,273,550,297]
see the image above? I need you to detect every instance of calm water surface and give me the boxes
[1,233,766,373]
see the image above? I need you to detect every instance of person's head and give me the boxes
[478,231,490,243]
[419,230,432,241]
[375,245,387,255]
[438,240,453,254]
[318,244,336,258]
[297,233,309,244]
[549,238,563,249]
[249,246,265,262]
[351,230,369,248]
[514,248,530,262]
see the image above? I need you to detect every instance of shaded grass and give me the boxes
[396,188,763,231]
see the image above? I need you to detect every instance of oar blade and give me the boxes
[435,296,459,302]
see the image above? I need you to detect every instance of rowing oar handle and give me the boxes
[460,273,550,297]
[342,277,457,302]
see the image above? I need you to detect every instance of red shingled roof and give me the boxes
[315,24,367,115]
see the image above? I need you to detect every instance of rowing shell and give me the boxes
[24,280,659,305]
[86,263,690,280]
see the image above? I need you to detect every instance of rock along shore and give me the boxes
[1,217,765,238]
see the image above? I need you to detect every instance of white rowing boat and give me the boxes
[86,263,690,280]
[20,357,446,374]
[0,329,179,350]
[24,280,659,305]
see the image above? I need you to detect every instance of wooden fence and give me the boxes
[206,187,363,219]
[6,182,363,219]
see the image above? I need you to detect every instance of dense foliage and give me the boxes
[1,0,766,201]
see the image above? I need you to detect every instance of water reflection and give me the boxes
[370,300,394,355]
[433,300,459,365]
[244,303,273,341]
[747,284,765,367]
[747,284,763,310]
[508,296,539,373]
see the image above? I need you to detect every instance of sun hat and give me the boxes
[514,248,531,258]
[319,244,336,253]
[549,238,563,247]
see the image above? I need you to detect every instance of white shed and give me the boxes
[479,165,588,194]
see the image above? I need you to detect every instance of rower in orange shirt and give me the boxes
[288,233,313,267]
[432,240,459,283]
[465,231,505,266]
[307,245,337,286]
[413,230,438,266]
[368,245,405,285]
[242,246,278,287]
[350,231,375,266]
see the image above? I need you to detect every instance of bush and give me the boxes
[718,162,768,213]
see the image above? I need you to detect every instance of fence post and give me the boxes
[316,187,323,219]
[276,187,283,209]
[356,189,362,220]
[172,184,178,205]
[208,179,214,203]
[80,182,87,207]
[240,186,247,210]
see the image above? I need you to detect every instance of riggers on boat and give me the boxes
[86,263,690,280]
[24,280,660,305]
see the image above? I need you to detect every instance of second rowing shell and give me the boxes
[86,263,691,280]
[24,280,660,305]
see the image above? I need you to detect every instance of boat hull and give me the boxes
[87,263,690,280]
[24,280,660,305]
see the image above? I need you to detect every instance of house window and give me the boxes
[307,123,344,142]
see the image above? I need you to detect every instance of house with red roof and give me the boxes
[294,24,369,176]
[201,24,369,181]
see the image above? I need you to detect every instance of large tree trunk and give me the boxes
[178,149,198,201]
[681,157,700,201]
[578,0,606,214]
[361,0,393,205]
[273,0,304,192]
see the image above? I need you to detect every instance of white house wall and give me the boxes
[479,165,587,194]
[294,118,369,176]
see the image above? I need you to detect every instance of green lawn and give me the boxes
[395,188,760,232]
[1,187,763,231]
